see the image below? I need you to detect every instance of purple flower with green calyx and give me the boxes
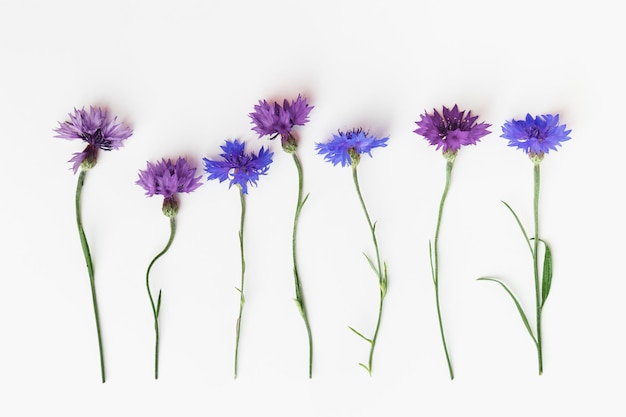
[136,157,203,218]
[414,105,490,380]
[249,94,314,377]
[249,94,313,153]
[54,106,133,173]
[501,113,571,163]
[203,139,273,378]
[54,105,132,383]
[414,104,490,161]
[479,113,571,376]
[203,139,273,194]
[315,128,388,167]
[136,156,201,380]
[317,126,389,376]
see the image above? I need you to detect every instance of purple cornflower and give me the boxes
[316,129,389,167]
[249,95,313,151]
[501,114,571,159]
[414,105,490,155]
[54,106,133,173]
[203,139,273,194]
[136,157,203,217]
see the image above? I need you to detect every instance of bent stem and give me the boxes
[234,187,246,378]
[352,165,387,376]
[75,170,106,383]
[533,163,543,374]
[146,216,176,380]
[431,160,454,380]
[291,152,313,378]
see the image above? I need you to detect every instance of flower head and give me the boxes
[316,128,389,167]
[136,157,203,217]
[501,114,571,160]
[203,139,273,194]
[414,104,490,155]
[249,95,313,151]
[54,106,133,173]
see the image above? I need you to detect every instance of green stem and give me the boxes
[145,216,176,380]
[75,170,106,383]
[352,165,386,376]
[234,187,246,379]
[432,160,454,380]
[291,152,313,378]
[533,163,543,375]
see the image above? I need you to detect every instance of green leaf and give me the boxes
[348,326,373,344]
[300,192,310,209]
[380,262,388,298]
[428,240,435,285]
[294,298,304,318]
[358,363,371,375]
[477,277,538,347]
[540,239,553,308]
[362,252,379,275]
[156,289,162,317]
[501,201,533,256]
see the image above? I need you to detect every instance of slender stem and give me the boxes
[145,216,177,380]
[533,163,543,374]
[234,187,246,379]
[75,170,106,383]
[352,165,386,375]
[432,160,455,380]
[291,152,313,378]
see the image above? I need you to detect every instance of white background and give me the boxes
[1,0,624,415]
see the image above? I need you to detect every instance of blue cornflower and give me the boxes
[315,129,389,167]
[203,139,273,194]
[501,114,571,157]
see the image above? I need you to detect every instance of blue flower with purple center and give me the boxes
[414,105,490,154]
[136,157,203,217]
[501,113,571,157]
[203,139,273,194]
[54,106,133,173]
[316,128,389,167]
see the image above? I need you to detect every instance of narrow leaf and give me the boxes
[348,326,373,344]
[301,192,310,208]
[362,252,379,275]
[540,239,553,308]
[477,277,538,347]
[156,289,162,317]
[501,201,533,256]
[358,363,371,374]
[428,240,435,285]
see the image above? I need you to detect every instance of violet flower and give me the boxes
[414,105,491,380]
[136,157,202,379]
[55,106,133,173]
[203,139,273,378]
[250,94,313,152]
[316,128,390,375]
[479,114,571,375]
[249,94,315,377]
[54,106,133,383]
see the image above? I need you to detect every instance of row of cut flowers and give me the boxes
[54,96,571,382]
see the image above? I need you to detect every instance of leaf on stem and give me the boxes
[428,240,435,285]
[156,290,162,317]
[348,326,373,344]
[540,239,553,307]
[293,298,304,318]
[477,277,538,347]
[501,201,533,256]
[362,252,379,275]
[358,363,371,374]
